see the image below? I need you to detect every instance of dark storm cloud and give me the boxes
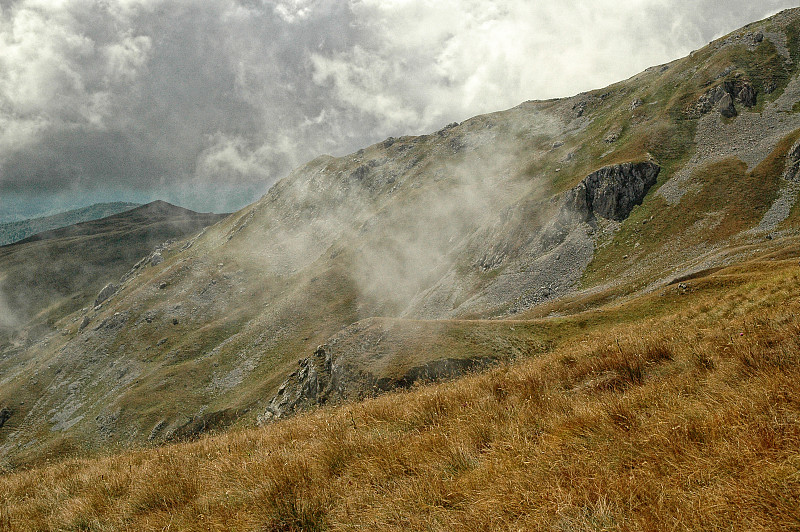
[0,0,797,216]
[0,0,364,214]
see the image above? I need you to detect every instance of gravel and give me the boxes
[658,73,800,206]
[750,179,800,233]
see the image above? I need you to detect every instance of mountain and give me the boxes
[0,202,141,246]
[0,201,226,341]
[3,8,800,470]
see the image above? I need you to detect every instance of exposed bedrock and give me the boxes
[260,338,495,422]
[566,161,661,222]
[783,138,800,182]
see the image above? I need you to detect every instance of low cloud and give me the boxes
[0,0,795,216]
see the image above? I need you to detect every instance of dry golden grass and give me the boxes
[2,259,800,531]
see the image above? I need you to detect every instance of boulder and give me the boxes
[712,85,729,103]
[718,93,737,118]
[604,126,622,143]
[150,252,164,266]
[94,282,118,307]
[737,83,757,107]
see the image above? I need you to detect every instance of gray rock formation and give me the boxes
[260,343,495,422]
[719,93,738,118]
[784,139,800,181]
[262,346,332,421]
[0,407,11,430]
[690,79,756,117]
[94,283,118,307]
[568,162,661,222]
[604,126,622,143]
[738,84,757,107]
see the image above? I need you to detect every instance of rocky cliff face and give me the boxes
[690,77,758,118]
[568,162,660,222]
[261,343,495,421]
[259,319,502,422]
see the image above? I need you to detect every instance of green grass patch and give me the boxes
[724,40,793,110]
[582,133,790,289]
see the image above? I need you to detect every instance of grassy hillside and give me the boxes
[0,201,226,334]
[1,243,798,530]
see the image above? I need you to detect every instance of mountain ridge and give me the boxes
[0,201,226,339]
[3,7,800,468]
[0,202,141,247]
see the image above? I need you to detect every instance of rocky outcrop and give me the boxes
[259,343,496,422]
[604,126,622,143]
[737,83,757,107]
[566,162,660,222]
[718,93,737,118]
[94,283,118,307]
[0,407,11,430]
[261,346,333,421]
[689,78,757,118]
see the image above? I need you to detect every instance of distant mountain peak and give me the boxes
[0,202,141,246]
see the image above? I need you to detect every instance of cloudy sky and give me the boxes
[0,0,796,219]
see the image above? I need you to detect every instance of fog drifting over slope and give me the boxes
[0,0,795,218]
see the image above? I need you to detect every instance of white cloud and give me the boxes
[0,0,155,135]
[273,0,316,23]
[310,0,797,136]
[103,34,152,86]
[196,133,298,182]
[0,0,797,216]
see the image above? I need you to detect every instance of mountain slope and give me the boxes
[0,201,226,338]
[0,202,141,247]
[2,246,799,530]
[3,8,800,467]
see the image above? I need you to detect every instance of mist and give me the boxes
[0,282,18,329]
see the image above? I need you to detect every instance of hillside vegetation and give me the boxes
[0,202,225,336]
[2,8,800,510]
[1,245,799,530]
